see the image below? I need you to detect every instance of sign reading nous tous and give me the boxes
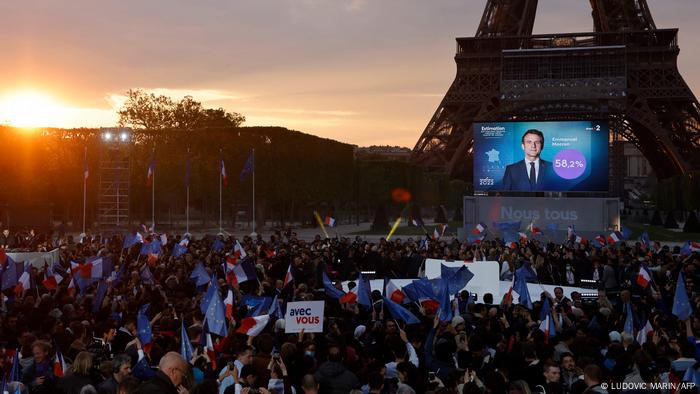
[284,301,325,333]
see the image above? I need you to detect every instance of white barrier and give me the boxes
[7,249,60,268]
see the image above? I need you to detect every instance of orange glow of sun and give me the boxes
[0,90,67,128]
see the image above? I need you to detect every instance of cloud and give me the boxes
[105,88,246,111]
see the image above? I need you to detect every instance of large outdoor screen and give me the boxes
[473,120,609,192]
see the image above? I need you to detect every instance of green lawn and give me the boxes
[623,223,700,242]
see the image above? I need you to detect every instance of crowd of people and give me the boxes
[0,225,699,394]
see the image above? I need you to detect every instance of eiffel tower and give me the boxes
[411,0,700,193]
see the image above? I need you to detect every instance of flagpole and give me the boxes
[252,148,256,234]
[219,149,223,234]
[186,147,190,235]
[151,148,155,232]
[82,146,87,235]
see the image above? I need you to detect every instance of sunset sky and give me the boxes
[0,0,698,147]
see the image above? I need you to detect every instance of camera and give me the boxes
[272,351,281,360]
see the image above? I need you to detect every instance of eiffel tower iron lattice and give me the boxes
[411,0,700,189]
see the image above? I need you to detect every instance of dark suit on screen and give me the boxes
[502,159,555,191]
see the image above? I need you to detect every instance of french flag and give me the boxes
[607,231,622,245]
[506,241,518,249]
[594,235,606,245]
[15,269,31,296]
[518,232,528,242]
[220,159,228,186]
[283,264,293,287]
[236,314,270,337]
[42,268,63,290]
[224,288,234,320]
[528,223,542,235]
[472,222,487,235]
[53,350,67,377]
[339,286,358,304]
[432,227,440,241]
[574,235,584,244]
[636,267,652,288]
[232,259,257,285]
[146,157,155,187]
[324,215,335,227]
[636,320,654,345]
[691,241,700,253]
[386,280,406,304]
[205,333,217,370]
[233,240,247,260]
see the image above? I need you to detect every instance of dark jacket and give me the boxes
[314,361,360,394]
[97,376,119,394]
[56,373,96,394]
[136,371,179,394]
[502,159,556,191]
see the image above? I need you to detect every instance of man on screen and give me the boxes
[501,129,555,191]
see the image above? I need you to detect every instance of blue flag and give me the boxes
[140,239,162,256]
[201,276,217,315]
[621,225,632,240]
[180,320,194,362]
[382,296,420,325]
[122,232,142,249]
[203,280,228,337]
[241,295,272,317]
[240,150,254,182]
[539,297,556,339]
[1,258,19,291]
[269,295,282,319]
[513,272,532,310]
[356,273,373,309]
[623,303,634,336]
[323,271,345,299]
[493,221,521,232]
[440,264,474,294]
[140,265,154,285]
[673,271,693,321]
[545,223,558,233]
[437,277,453,322]
[132,351,156,378]
[639,232,651,249]
[516,262,538,283]
[172,243,188,258]
[9,348,20,382]
[137,304,152,347]
[190,263,210,288]
[212,238,225,252]
[92,280,108,313]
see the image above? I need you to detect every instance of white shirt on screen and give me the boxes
[524,158,540,183]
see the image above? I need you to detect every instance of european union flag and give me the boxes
[1,258,19,291]
[172,243,188,258]
[204,280,228,337]
[212,238,225,252]
[137,304,152,347]
[437,277,453,322]
[673,271,693,321]
[441,264,474,294]
[240,150,254,182]
[323,271,345,299]
[180,320,194,362]
[190,263,210,288]
[132,350,155,378]
[241,295,272,317]
[382,296,420,325]
[201,276,217,315]
[122,232,142,249]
